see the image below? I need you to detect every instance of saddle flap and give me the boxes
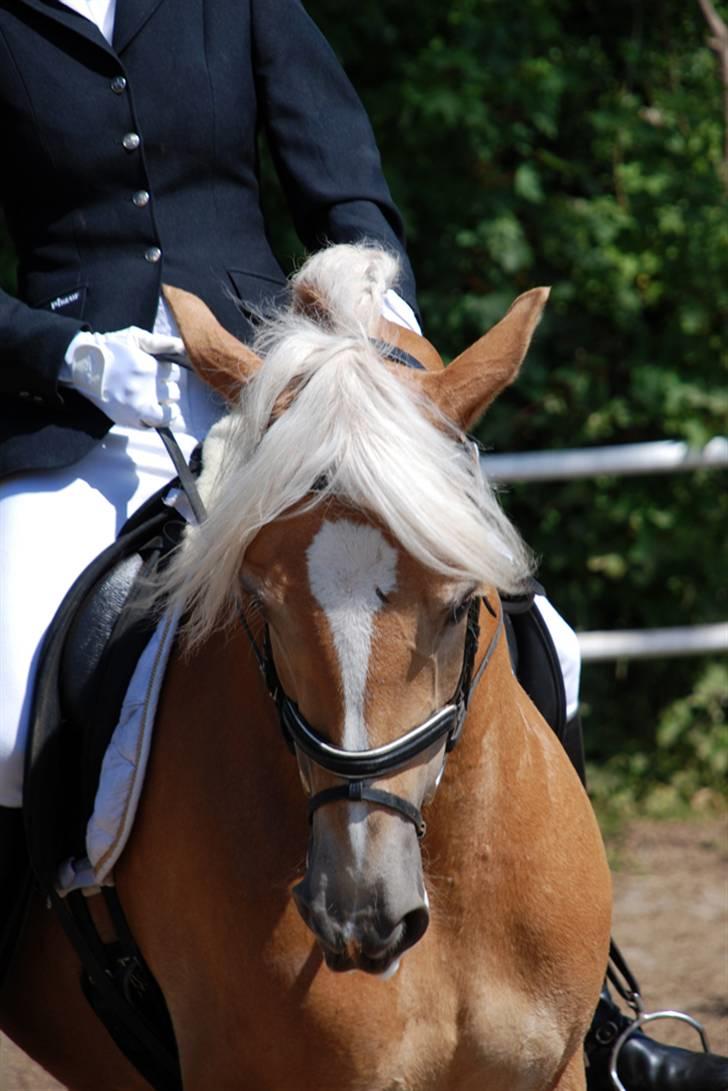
[61,553,143,722]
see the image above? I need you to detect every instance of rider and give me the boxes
[0,3,725,1089]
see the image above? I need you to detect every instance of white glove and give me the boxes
[61,327,188,430]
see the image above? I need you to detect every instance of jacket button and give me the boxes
[111,75,127,94]
[145,246,162,263]
[132,190,150,208]
[122,132,141,151]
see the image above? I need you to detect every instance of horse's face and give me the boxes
[243,503,477,974]
[164,258,549,976]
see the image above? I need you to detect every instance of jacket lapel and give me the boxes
[112,0,166,54]
[13,0,115,57]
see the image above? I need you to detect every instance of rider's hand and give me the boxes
[60,327,188,430]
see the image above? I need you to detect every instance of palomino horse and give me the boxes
[0,245,611,1090]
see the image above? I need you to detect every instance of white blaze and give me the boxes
[306,520,398,862]
[306,519,398,749]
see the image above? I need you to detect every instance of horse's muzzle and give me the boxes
[292,885,430,975]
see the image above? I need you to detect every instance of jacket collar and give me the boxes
[13,0,166,57]
[14,0,113,55]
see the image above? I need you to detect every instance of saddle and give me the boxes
[3,473,568,1091]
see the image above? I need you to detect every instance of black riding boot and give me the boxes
[561,717,728,1091]
[585,985,728,1091]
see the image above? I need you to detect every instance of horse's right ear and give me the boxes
[163,285,262,401]
[419,287,550,431]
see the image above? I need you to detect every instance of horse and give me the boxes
[0,244,612,1091]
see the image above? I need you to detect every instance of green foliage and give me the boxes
[588,661,728,827]
[298,0,728,816]
[657,662,728,784]
[2,0,726,814]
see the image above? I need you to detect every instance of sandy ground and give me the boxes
[1,817,726,1089]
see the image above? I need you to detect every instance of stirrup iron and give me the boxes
[606,941,712,1091]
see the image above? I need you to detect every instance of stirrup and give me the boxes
[606,941,712,1091]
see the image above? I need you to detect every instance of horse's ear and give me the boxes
[419,287,550,430]
[162,285,262,401]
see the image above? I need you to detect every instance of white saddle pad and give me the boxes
[57,605,181,896]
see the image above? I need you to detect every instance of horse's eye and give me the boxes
[449,596,472,626]
[241,581,267,618]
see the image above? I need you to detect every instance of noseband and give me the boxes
[240,597,504,839]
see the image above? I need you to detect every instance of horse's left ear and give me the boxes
[163,285,262,401]
[419,287,550,430]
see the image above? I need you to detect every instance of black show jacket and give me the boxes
[0,0,417,476]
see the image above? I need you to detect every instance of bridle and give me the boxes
[239,596,504,839]
[158,336,505,841]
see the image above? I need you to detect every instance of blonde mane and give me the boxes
[160,244,534,645]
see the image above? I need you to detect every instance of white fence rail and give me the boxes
[481,436,728,484]
[578,623,728,662]
[480,438,728,662]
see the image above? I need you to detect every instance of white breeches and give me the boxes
[0,429,582,808]
[0,425,199,807]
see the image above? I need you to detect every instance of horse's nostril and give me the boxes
[400,906,429,952]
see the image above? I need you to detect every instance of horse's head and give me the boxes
[240,501,487,974]
[161,245,548,975]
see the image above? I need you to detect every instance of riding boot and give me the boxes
[585,984,728,1091]
[0,805,33,984]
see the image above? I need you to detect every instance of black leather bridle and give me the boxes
[157,337,504,840]
[239,597,504,839]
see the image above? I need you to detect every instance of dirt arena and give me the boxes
[2,818,726,1089]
